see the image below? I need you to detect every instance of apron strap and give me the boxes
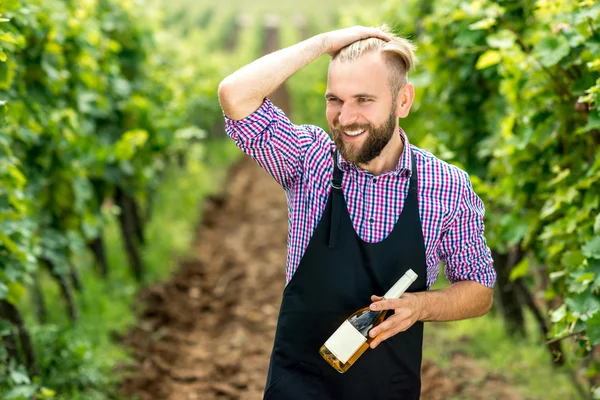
[328,150,343,249]
[408,148,418,194]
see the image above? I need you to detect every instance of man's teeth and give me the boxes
[344,130,365,137]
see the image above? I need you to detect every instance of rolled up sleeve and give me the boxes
[224,98,313,189]
[439,172,496,288]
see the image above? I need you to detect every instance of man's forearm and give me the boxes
[367,280,494,348]
[416,280,494,322]
[218,34,328,120]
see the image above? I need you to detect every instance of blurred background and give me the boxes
[0,0,599,399]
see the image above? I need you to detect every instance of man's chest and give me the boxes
[295,167,452,258]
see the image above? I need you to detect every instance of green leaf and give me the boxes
[9,368,30,385]
[595,213,600,234]
[582,236,600,259]
[582,110,600,133]
[568,271,595,293]
[39,387,56,398]
[534,36,571,67]
[114,129,149,161]
[486,30,516,49]
[0,32,17,44]
[476,50,502,69]
[565,292,600,319]
[6,282,26,304]
[0,318,13,336]
[561,250,585,268]
[550,304,567,323]
[0,231,25,261]
[574,5,600,25]
[550,270,566,281]
[0,282,7,300]
[469,17,496,30]
[588,262,600,292]
[548,168,570,186]
[0,50,7,62]
[589,325,600,346]
[4,385,38,399]
[573,319,587,333]
[587,312,600,345]
[509,257,529,280]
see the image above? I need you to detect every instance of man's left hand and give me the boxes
[367,293,423,349]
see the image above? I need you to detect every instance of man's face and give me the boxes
[325,52,398,165]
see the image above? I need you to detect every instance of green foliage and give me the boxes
[340,0,600,393]
[412,0,600,358]
[427,273,579,399]
[280,14,330,128]
[0,0,250,396]
[0,0,180,311]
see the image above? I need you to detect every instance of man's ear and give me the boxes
[396,83,415,118]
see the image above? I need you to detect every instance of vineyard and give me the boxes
[0,0,599,399]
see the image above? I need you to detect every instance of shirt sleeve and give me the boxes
[438,172,496,288]
[223,98,313,189]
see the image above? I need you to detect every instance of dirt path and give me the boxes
[120,158,287,399]
[120,156,524,400]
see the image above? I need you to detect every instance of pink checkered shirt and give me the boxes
[223,99,496,289]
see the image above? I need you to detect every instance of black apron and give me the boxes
[264,149,428,400]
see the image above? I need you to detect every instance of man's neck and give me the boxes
[357,128,404,176]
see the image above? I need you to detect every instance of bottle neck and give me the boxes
[383,269,418,299]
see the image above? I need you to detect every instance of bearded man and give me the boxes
[218,24,496,400]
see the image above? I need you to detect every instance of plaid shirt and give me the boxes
[223,98,496,289]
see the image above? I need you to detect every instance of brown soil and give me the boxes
[119,156,524,400]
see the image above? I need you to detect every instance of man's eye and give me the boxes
[358,98,370,103]
[327,98,340,102]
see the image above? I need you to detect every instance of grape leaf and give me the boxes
[582,236,600,259]
[534,36,570,67]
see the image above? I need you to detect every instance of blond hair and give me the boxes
[330,24,417,96]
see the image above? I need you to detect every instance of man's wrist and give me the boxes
[413,292,430,322]
[311,33,330,56]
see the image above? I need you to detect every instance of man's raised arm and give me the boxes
[217,26,391,120]
[216,27,391,190]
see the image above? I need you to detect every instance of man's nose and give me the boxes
[337,104,358,127]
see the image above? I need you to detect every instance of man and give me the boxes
[218,24,496,400]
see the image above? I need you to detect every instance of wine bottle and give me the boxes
[319,269,418,373]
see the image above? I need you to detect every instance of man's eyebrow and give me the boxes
[324,93,379,99]
[352,93,378,99]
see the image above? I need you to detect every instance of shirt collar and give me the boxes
[336,127,412,178]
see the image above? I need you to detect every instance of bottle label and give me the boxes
[324,320,367,364]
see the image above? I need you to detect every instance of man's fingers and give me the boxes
[369,314,414,348]
[370,324,401,349]
[358,27,391,42]
[369,318,393,338]
[370,297,402,311]
[326,26,392,55]
[370,28,392,41]
[369,310,407,336]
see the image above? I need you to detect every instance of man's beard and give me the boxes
[330,105,397,165]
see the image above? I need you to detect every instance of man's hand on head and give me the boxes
[322,26,392,56]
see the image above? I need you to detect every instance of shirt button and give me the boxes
[372,178,377,184]
[369,218,374,224]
